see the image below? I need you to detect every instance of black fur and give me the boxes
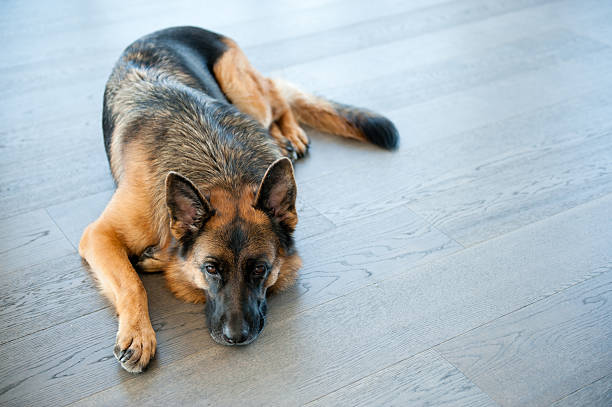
[103,26,231,164]
[356,115,400,150]
[332,102,399,150]
[227,221,248,257]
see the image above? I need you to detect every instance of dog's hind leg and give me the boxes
[213,38,310,158]
[79,186,159,373]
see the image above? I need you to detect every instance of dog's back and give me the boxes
[103,27,281,198]
[103,27,399,193]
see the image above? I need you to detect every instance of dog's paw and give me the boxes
[269,121,309,160]
[283,124,309,159]
[135,245,166,273]
[114,319,157,373]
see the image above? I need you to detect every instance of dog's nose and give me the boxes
[222,320,249,344]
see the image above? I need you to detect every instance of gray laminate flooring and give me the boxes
[1,0,611,405]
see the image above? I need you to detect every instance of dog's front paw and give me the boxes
[114,318,157,373]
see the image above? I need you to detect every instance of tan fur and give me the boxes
[266,252,302,293]
[213,39,371,150]
[163,251,209,304]
[272,78,369,143]
[213,38,309,155]
[79,145,162,372]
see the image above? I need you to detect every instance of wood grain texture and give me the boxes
[299,83,612,245]
[46,189,115,248]
[0,253,106,345]
[386,46,612,149]
[306,350,496,407]
[72,193,612,406]
[546,6,612,47]
[284,43,612,183]
[4,5,609,219]
[294,198,336,242]
[0,0,444,123]
[271,0,607,92]
[318,29,608,112]
[247,0,559,72]
[2,0,448,219]
[436,269,612,407]
[0,203,460,406]
[0,135,115,219]
[0,273,210,407]
[0,209,75,274]
[3,0,612,405]
[276,203,462,318]
[44,188,334,250]
[550,374,612,407]
[408,121,612,246]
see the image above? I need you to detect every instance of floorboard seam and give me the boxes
[300,341,502,405]
[270,192,612,329]
[547,373,612,406]
[300,199,338,229]
[0,305,112,347]
[45,207,79,252]
[430,265,612,355]
[299,354,418,405]
[75,262,612,405]
[7,191,612,401]
[244,0,453,53]
[311,74,612,183]
[271,247,468,324]
[251,0,565,73]
[407,190,612,252]
[404,204,467,249]
[300,265,611,406]
[1,252,83,280]
[434,348,502,407]
[0,187,115,222]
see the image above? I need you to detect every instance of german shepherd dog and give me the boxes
[79,26,398,373]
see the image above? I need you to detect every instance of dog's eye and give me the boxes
[253,263,267,276]
[205,264,217,275]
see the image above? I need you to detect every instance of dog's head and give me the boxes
[165,158,299,345]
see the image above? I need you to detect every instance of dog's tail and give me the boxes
[272,79,399,150]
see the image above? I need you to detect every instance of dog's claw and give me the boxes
[120,348,134,362]
[114,320,156,373]
[284,141,298,161]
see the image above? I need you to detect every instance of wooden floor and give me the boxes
[1,0,611,405]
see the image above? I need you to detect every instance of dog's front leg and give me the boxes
[79,197,157,373]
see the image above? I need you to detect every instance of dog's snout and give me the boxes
[207,296,268,346]
[222,316,250,345]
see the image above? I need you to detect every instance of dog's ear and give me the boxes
[255,158,297,229]
[166,172,212,239]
